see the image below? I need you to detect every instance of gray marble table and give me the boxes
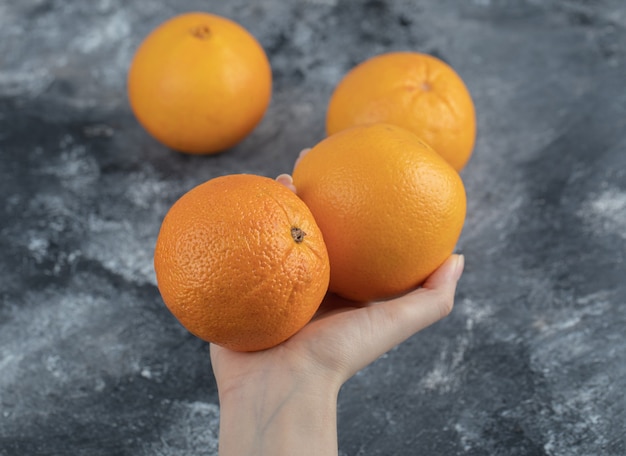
[1,1,625,454]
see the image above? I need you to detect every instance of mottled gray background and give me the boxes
[1,0,625,455]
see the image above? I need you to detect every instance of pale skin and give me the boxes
[210,164,465,456]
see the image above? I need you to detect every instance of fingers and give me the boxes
[294,148,311,170]
[276,148,311,193]
[275,173,296,193]
[340,254,464,377]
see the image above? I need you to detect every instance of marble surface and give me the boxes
[1,0,625,454]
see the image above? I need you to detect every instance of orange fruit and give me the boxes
[326,52,476,171]
[153,174,330,352]
[128,12,272,155]
[292,123,466,302]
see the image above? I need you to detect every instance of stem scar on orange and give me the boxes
[326,52,476,171]
[128,12,272,155]
[292,123,466,302]
[154,174,330,352]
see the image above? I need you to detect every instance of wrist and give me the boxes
[217,371,340,456]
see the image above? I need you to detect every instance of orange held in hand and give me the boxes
[128,12,272,155]
[293,123,466,302]
[154,174,330,352]
[326,52,476,171]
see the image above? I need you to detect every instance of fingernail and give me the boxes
[453,254,465,281]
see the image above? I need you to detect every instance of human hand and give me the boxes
[211,251,463,392]
[211,161,464,456]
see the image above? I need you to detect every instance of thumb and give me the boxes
[408,253,465,321]
[334,254,465,380]
[423,254,465,290]
[385,253,465,330]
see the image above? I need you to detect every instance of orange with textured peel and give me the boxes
[154,174,330,351]
[293,123,466,302]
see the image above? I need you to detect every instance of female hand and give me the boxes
[210,169,464,456]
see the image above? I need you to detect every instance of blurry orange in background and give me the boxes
[128,12,272,154]
[326,52,476,171]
